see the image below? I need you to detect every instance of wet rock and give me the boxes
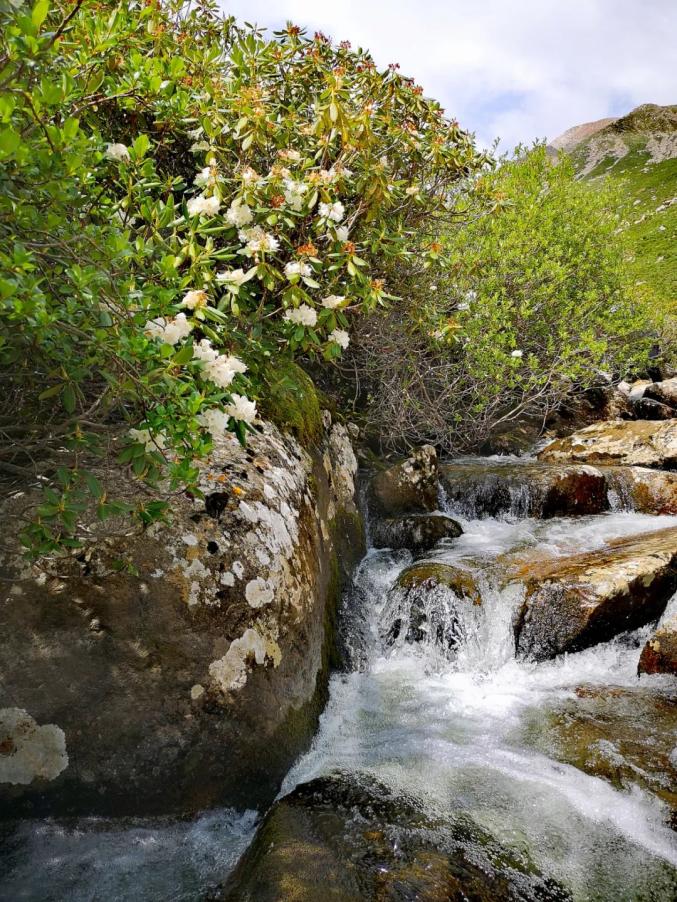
[382,562,482,653]
[370,513,463,552]
[605,466,677,514]
[0,420,363,818]
[513,527,677,661]
[521,687,677,827]
[538,420,677,469]
[639,600,677,675]
[221,774,571,901]
[441,461,609,519]
[369,445,438,516]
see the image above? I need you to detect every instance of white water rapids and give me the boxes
[3,463,677,900]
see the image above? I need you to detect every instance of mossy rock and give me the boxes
[258,359,323,448]
[397,561,482,606]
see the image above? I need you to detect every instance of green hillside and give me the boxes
[559,105,676,326]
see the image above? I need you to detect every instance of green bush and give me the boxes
[351,145,651,451]
[0,0,484,555]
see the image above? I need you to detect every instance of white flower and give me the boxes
[317,169,336,184]
[328,328,350,349]
[225,394,257,424]
[144,313,192,345]
[319,201,345,223]
[278,148,301,162]
[283,179,308,211]
[216,267,254,291]
[321,294,345,309]
[187,194,221,217]
[335,225,350,242]
[207,356,247,389]
[430,285,438,292]
[181,289,208,310]
[284,261,312,280]
[193,339,219,364]
[511,350,524,359]
[129,427,166,452]
[194,165,218,188]
[405,184,419,196]
[240,166,260,184]
[457,302,469,311]
[238,227,279,254]
[225,199,253,227]
[105,143,130,162]
[284,305,317,327]
[198,408,229,436]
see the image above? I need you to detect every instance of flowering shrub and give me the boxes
[0,0,484,555]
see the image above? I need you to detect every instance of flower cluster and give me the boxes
[144,313,193,345]
[193,339,247,389]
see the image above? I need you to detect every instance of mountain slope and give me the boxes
[550,104,676,327]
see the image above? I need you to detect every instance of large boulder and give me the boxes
[0,419,363,818]
[369,445,438,516]
[370,512,462,552]
[381,561,482,654]
[513,527,677,661]
[638,596,677,676]
[221,774,570,901]
[441,461,609,519]
[538,420,677,469]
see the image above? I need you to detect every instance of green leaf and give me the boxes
[0,128,21,158]
[173,343,194,365]
[32,0,49,28]
[62,384,76,413]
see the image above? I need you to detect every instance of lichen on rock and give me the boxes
[0,709,68,786]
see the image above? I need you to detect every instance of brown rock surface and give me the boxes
[369,445,438,516]
[538,420,677,469]
[513,527,677,661]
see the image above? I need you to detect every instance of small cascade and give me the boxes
[282,458,677,901]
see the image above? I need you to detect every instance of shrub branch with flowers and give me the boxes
[0,0,486,556]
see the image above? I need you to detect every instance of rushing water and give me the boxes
[3,461,677,900]
[282,501,677,900]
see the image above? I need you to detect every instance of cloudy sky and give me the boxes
[219,0,676,150]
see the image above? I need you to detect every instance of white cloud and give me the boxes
[219,0,676,149]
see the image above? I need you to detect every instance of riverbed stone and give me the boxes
[639,607,677,676]
[642,377,677,411]
[221,774,571,901]
[513,526,677,661]
[441,461,609,519]
[369,445,439,516]
[605,466,677,514]
[370,513,463,552]
[521,687,677,827]
[538,420,677,469]
[381,562,482,653]
[0,420,363,818]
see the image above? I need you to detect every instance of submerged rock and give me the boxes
[370,512,463,552]
[513,526,677,661]
[521,686,677,828]
[639,600,677,675]
[221,774,571,901]
[0,420,363,818]
[369,445,438,516]
[381,562,482,654]
[538,420,677,469]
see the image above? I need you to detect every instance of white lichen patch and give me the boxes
[232,560,244,579]
[190,684,205,701]
[209,628,267,692]
[245,577,275,608]
[0,708,68,785]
